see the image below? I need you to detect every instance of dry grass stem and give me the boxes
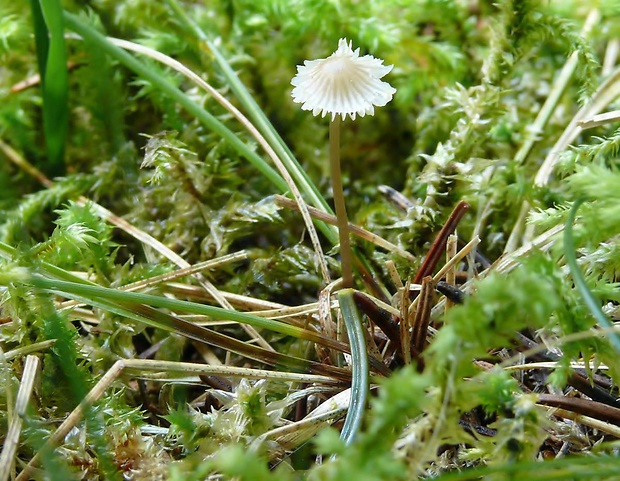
[275,195,416,262]
[0,355,40,481]
[15,358,340,480]
[105,36,332,284]
[3,340,56,362]
[544,408,620,438]
[577,109,620,129]
[445,234,458,311]
[504,361,609,371]
[0,141,275,351]
[603,38,620,76]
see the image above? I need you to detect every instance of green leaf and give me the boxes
[564,198,620,353]
[32,0,68,174]
[337,289,369,445]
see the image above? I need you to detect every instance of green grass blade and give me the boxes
[0,242,349,379]
[164,0,338,244]
[32,0,69,174]
[337,289,369,445]
[62,11,286,193]
[22,273,346,350]
[30,0,48,77]
[564,198,620,353]
[57,291,346,380]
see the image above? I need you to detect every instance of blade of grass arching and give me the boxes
[49,290,349,381]
[1,243,349,376]
[22,274,349,352]
[106,37,331,283]
[62,11,285,193]
[125,304,350,381]
[164,0,337,243]
[30,0,48,77]
[337,289,369,445]
[33,0,68,175]
[564,199,620,353]
[38,274,391,374]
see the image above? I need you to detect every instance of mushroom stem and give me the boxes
[329,116,353,287]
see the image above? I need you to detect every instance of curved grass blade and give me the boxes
[22,274,348,352]
[564,198,620,353]
[0,244,353,380]
[62,11,285,193]
[32,0,68,174]
[164,0,337,244]
[59,290,349,382]
[337,289,369,445]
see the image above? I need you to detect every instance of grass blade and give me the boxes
[0,243,350,378]
[564,198,620,352]
[64,291,349,381]
[337,289,369,445]
[164,0,338,243]
[62,11,285,193]
[21,273,347,351]
[32,0,68,174]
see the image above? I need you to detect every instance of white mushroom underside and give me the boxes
[291,39,396,121]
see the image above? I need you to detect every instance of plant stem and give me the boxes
[564,198,620,353]
[337,289,369,445]
[329,117,353,287]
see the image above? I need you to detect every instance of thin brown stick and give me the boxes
[10,62,81,93]
[275,195,415,262]
[400,281,412,364]
[413,201,470,285]
[538,394,620,425]
[353,291,401,354]
[410,276,435,371]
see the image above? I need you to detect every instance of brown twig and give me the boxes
[410,276,436,371]
[538,394,620,426]
[274,195,415,262]
[353,291,401,354]
[413,201,470,284]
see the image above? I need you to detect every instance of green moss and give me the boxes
[1,0,620,478]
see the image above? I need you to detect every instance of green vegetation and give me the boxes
[2,0,620,479]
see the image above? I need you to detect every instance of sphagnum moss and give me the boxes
[1,1,620,480]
